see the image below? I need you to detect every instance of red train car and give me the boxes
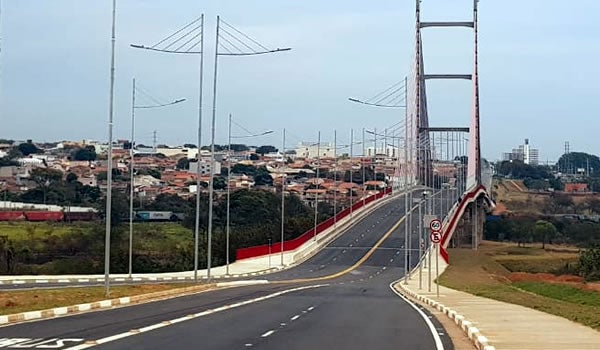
[23,211,64,222]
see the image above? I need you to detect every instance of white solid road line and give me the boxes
[64,284,328,350]
[389,279,444,350]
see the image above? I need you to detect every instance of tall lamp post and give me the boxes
[104,0,117,298]
[225,114,273,275]
[128,78,185,278]
[207,16,290,279]
[130,15,205,282]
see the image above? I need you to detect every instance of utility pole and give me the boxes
[152,130,157,153]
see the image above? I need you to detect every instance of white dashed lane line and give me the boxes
[261,330,275,338]
[290,315,300,321]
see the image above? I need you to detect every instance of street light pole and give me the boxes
[104,0,117,298]
[194,14,205,283]
[281,128,286,267]
[333,129,337,229]
[313,131,321,242]
[128,78,136,278]
[350,128,354,217]
[226,113,232,275]
[362,128,366,206]
[206,15,221,279]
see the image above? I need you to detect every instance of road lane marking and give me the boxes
[290,315,300,321]
[389,280,444,350]
[274,210,408,284]
[261,330,275,338]
[307,306,314,311]
[64,284,327,350]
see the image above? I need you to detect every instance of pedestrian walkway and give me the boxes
[396,251,600,350]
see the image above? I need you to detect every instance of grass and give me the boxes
[0,283,210,315]
[513,281,600,307]
[0,221,75,241]
[439,241,600,330]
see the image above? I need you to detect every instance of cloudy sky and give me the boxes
[1,0,599,161]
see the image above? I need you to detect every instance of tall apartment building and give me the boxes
[502,139,540,165]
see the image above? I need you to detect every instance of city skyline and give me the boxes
[1,1,599,161]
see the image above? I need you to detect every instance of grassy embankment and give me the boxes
[0,283,213,315]
[438,241,600,330]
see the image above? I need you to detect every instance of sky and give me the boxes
[0,0,599,162]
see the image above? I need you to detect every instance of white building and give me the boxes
[502,139,540,165]
[295,142,335,159]
[189,159,222,176]
[366,145,399,158]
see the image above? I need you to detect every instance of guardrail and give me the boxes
[235,188,392,260]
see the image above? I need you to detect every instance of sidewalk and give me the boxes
[396,252,600,350]
[0,191,396,286]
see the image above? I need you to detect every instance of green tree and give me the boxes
[146,193,192,212]
[72,146,97,161]
[533,220,558,249]
[249,153,259,161]
[66,172,78,183]
[232,164,257,176]
[17,141,42,156]
[579,245,600,281]
[98,191,129,226]
[30,168,63,204]
[557,152,600,176]
[177,157,190,170]
[256,145,278,155]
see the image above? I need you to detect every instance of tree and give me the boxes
[183,143,197,149]
[213,177,227,190]
[587,198,600,215]
[0,157,18,167]
[17,141,42,156]
[146,193,192,212]
[256,145,277,155]
[98,191,129,226]
[30,168,63,204]
[533,220,558,249]
[557,152,600,176]
[177,157,190,170]
[254,173,273,186]
[73,146,97,161]
[230,144,249,152]
[249,153,259,161]
[232,164,257,176]
[66,172,78,183]
[579,245,600,281]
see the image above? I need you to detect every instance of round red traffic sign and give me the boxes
[430,231,442,244]
[430,219,442,232]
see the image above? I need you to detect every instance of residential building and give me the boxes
[366,145,399,158]
[295,142,335,159]
[502,139,540,165]
[188,159,222,176]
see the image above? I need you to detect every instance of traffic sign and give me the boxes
[430,231,442,243]
[429,219,442,232]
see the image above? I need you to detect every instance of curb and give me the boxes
[395,283,495,350]
[0,280,268,326]
[0,268,279,287]
[0,280,269,327]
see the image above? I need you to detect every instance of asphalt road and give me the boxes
[0,190,457,350]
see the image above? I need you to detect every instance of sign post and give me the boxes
[428,218,442,296]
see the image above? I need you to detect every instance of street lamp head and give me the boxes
[348,98,361,103]
[261,130,275,136]
[173,98,186,104]
[130,44,146,49]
